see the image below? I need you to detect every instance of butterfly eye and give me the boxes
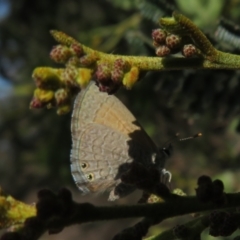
[81,162,88,169]
[87,173,94,181]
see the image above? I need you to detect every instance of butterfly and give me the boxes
[70,82,171,201]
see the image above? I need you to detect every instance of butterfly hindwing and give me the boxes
[71,82,163,199]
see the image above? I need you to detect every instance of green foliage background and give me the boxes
[1,0,240,239]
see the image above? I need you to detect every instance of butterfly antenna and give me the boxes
[162,133,180,148]
[160,132,202,157]
[179,132,202,142]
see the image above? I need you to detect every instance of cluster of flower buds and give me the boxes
[94,59,139,94]
[152,28,199,58]
[113,218,152,240]
[30,66,92,114]
[1,188,76,240]
[195,175,225,205]
[30,30,142,114]
[49,30,141,93]
[49,42,83,64]
[49,30,97,87]
[209,211,238,237]
[30,31,98,114]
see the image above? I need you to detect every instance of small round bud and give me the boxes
[173,224,189,239]
[54,89,69,105]
[122,66,139,89]
[96,80,120,94]
[212,179,224,192]
[197,175,212,186]
[208,211,238,237]
[209,211,227,228]
[182,44,197,58]
[219,213,238,237]
[61,66,78,87]
[155,45,171,57]
[36,195,63,220]
[212,180,225,204]
[113,58,128,70]
[95,63,111,82]
[69,43,83,57]
[58,188,72,204]
[50,45,71,63]
[147,194,161,203]
[152,29,167,44]
[111,59,127,82]
[166,34,181,49]
[29,97,44,109]
[79,54,96,66]
[66,57,81,67]
[33,88,54,103]
[57,104,71,115]
[111,68,124,83]
[195,184,213,202]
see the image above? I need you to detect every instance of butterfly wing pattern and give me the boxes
[71,82,168,200]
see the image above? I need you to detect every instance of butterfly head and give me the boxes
[151,144,173,169]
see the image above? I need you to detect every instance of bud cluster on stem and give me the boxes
[30,12,240,114]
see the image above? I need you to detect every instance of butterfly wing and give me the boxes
[71,82,164,198]
[71,123,139,194]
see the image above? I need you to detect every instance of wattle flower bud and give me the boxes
[50,45,71,63]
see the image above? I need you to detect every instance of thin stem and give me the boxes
[69,193,240,225]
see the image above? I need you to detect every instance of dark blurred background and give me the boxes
[1,0,240,239]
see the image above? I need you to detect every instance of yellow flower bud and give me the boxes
[34,88,54,103]
[57,104,71,115]
[122,66,139,89]
[76,68,92,88]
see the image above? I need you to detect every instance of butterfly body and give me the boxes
[70,82,168,200]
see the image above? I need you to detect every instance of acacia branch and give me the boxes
[1,187,240,240]
[1,173,239,239]
[29,12,240,115]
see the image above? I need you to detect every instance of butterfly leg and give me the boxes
[160,168,172,184]
[108,183,136,201]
